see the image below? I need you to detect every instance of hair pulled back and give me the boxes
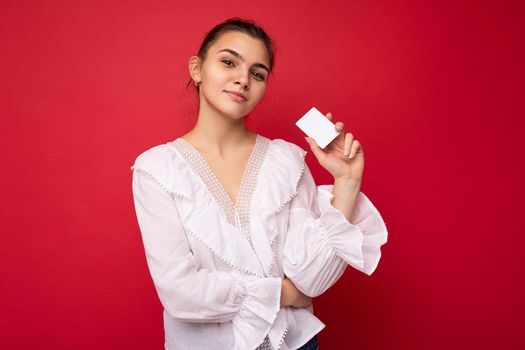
[187,17,276,92]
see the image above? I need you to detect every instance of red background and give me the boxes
[1,0,524,349]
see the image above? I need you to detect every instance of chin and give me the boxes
[228,111,250,119]
[222,105,252,119]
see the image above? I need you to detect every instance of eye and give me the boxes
[222,59,266,81]
[222,59,235,67]
[252,71,265,81]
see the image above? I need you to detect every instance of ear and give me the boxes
[188,56,202,83]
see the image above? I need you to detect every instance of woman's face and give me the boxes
[190,31,270,119]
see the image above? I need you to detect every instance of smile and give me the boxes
[225,91,247,102]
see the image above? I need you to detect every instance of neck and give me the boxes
[184,100,255,157]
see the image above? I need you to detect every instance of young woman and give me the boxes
[131,17,388,350]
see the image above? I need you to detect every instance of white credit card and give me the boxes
[295,107,341,149]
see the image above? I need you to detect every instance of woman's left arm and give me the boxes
[283,112,388,297]
[304,111,366,223]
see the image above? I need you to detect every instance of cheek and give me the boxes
[203,66,228,84]
[254,85,267,100]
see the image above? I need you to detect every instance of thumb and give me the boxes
[304,137,326,162]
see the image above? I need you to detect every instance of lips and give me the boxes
[225,90,247,101]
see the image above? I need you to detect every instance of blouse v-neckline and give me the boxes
[170,134,269,248]
[179,134,260,208]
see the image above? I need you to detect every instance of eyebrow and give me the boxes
[217,48,270,73]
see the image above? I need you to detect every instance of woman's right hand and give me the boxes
[280,276,312,308]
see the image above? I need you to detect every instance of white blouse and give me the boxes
[130,134,388,350]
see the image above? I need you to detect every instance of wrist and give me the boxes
[334,176,362,187]
[331,178,361,223]
[280,278,294,307]
[280,278,288,307]
[333,177,361,201]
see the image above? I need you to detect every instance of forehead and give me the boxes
[212,31,269,65]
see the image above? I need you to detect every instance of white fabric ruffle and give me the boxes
[130,136,388,349]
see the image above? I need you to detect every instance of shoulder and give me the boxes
[131,142,173,171]
[130,140,192,198]
[254,136,311,217]
[130,139,187,177]
[267,137,308,161]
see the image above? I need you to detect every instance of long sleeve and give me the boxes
[283,163,388,297]
[131,169,282,347]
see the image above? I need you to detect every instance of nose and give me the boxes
[235,70,250,90]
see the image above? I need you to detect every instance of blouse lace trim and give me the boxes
[170,135,270,252]
[171,137,283,349]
